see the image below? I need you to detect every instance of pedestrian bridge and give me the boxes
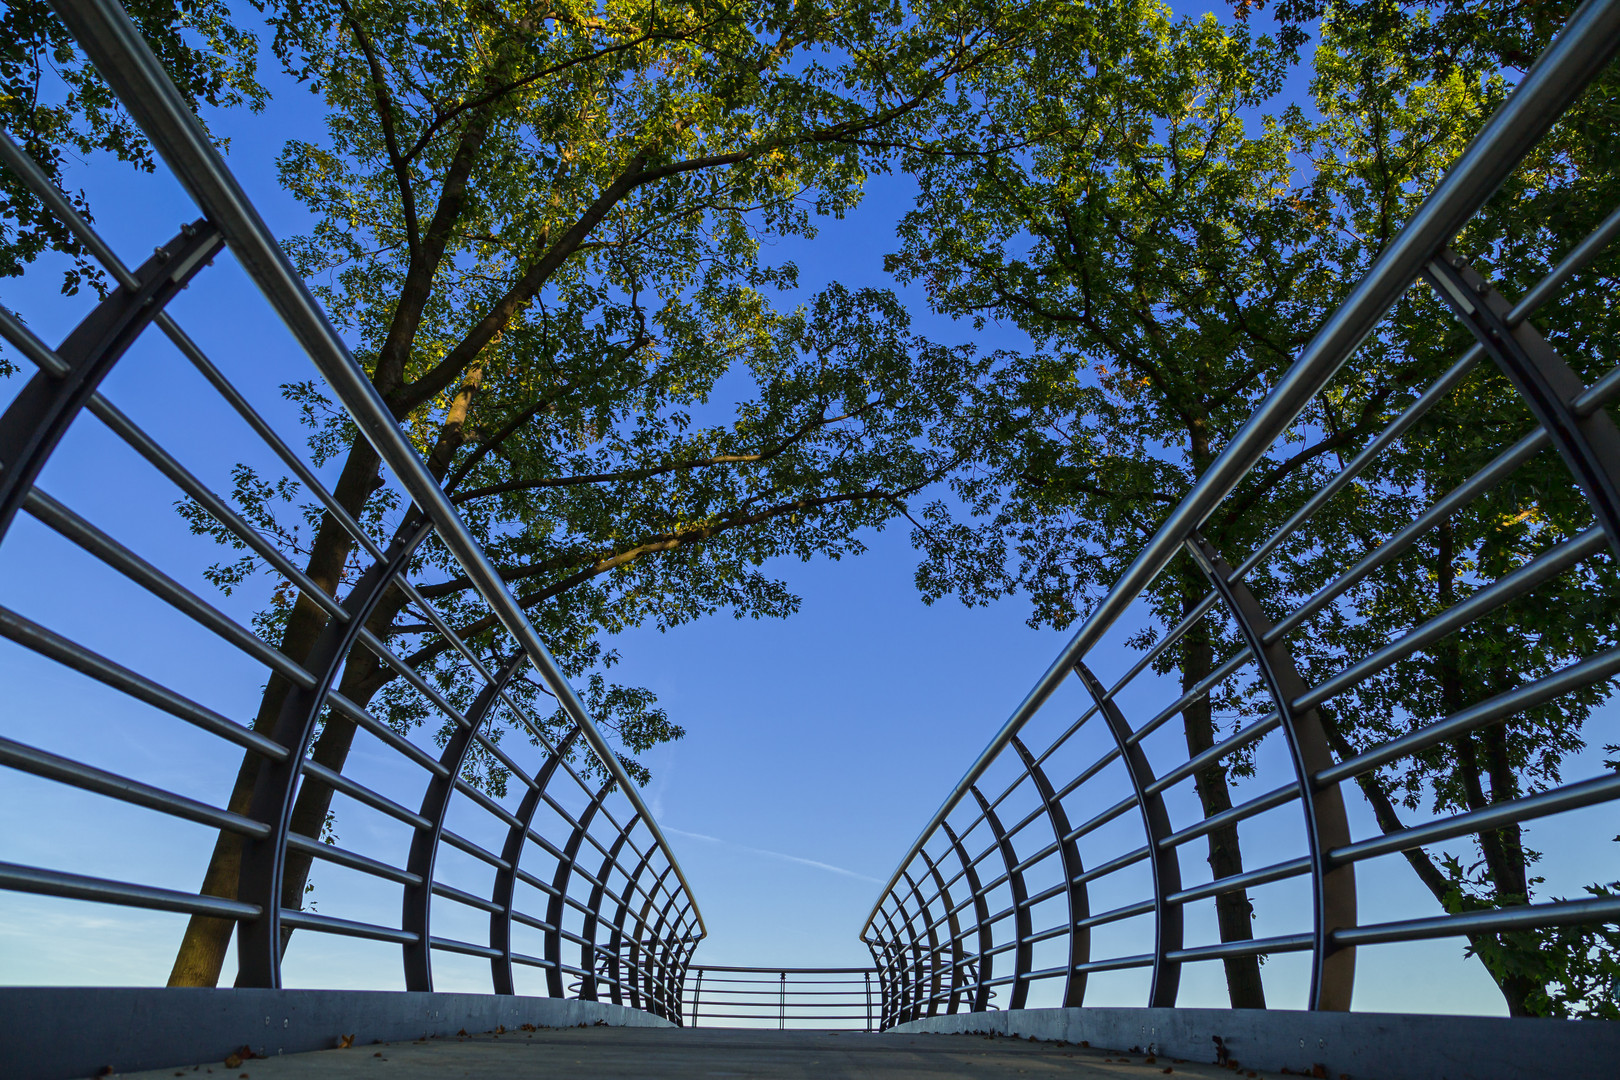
[3,1,1620,1078]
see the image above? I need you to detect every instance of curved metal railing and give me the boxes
[0,0,701,1017]
[682,965,880,1029]
[862,0,1620,1025]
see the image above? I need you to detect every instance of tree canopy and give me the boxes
[1,0,1614,1013]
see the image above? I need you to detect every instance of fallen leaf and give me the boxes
[223,1056,241,1069]
[456,1029,467,1038]
[374,1053,383,1058]
[96,1069,113,1078]
[338,1035,356,1050]
[1146,1057,1157,1064]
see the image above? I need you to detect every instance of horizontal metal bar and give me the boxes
[22,489,316,690]
[469,727,537,791]
[428,936,503,960]
[509,951,557,970]
[324,692,449,778]
[1073,845,1151,886]
[1265,428,1549,644]
[685,988,877,997]
[513,867,561,899]
[1064,795,1138,843]
[1027,705,1100,773]
[1512,201,1620,318]
[1147,713,1281,797]
[1072,953,1155,975]
[1333,895,1620,947]
[81,395,348,624]
[454,778,524,829]
[1104,593,1221,707]
[284,832,419,886]
[0,735,269,839]
[1126,645,1253,748]
[1233,347,1484,582]
[1160,783,1300,850]
[0,861,260,919]
[1318,645,1620,786]
[1076,897,1157,930]
[1020,881,1068,909]
[510,909,557,934]
[1165,932,1315,963]
[1329,772,1620,865]
[1166,857,1313,906]
[431,882,502,915]
[685,1012,876,1021]
[0,126,392,573]
[0,304,74,384]
[279,908,417,945]
[356,627,474,732]
[300,760,431,830]
[0,605,287,761]
[682,966,879,975]
[438,828,511,870]
[1053,746,1122,802]
[1296,527,1606,713]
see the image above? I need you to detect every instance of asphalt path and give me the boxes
[115,1026,1299,1079]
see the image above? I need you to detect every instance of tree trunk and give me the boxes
[1435,517,1539,1016]
[265,366,487,959]
[1180,590,1267,1008]
[167,439,384,986]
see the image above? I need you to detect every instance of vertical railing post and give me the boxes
[691,967,703,1027]
[865,970,873,1031]
[779,970,787,1029]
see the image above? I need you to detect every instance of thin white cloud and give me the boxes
[665,826,880,884]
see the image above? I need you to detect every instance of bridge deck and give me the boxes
[117,1027,1274,1079]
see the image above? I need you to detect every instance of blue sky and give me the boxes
[2,1,1615,1019]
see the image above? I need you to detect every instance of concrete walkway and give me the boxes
[119,1026,1292,1079]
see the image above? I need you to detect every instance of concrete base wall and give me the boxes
[0,987,674,1080]
[893,1006,1619,1080]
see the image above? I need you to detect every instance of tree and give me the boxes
[166,0,1033,986]
[888,0,1391,1008]
[894,0,1620,1014]
[0,0,264,307]
[1266,0,1620,1017]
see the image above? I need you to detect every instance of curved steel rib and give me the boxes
[403,650,526,990]
[1011,735,1090,1007]
[1186,536,1356,1010]
[1072,661,1184,1007]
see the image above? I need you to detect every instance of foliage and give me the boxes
[0,0,264,298]
[888,0,1620,1014]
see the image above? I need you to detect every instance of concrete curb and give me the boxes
[0,987,674,1080]
[892,1006,1620,1080]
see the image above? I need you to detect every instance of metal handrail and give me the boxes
[862,0,1620,940]
[682,966,880,1030]
[49,0,704,943]
[0,0,702,1016]
[862,0,1620,1026]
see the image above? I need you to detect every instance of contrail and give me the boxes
[664,827,881,884]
